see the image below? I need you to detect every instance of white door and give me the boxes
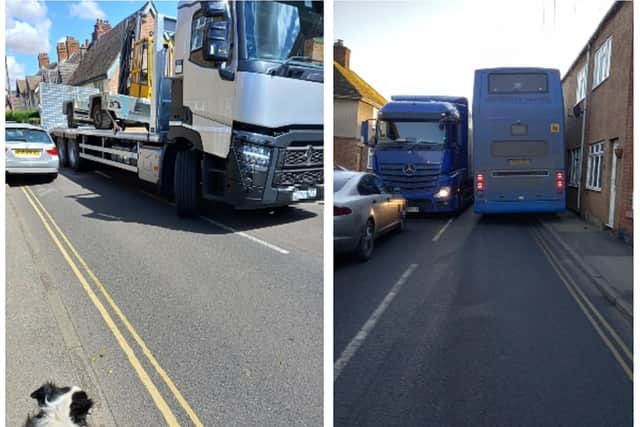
[607,142,619,227]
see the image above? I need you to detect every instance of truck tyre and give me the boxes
[57,138,68,168]
[355,219,375,261]
[68,139,83,172]
[175,150,199,217]
[66,111,77,129]
[92,104,111,130]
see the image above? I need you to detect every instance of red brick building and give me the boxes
[562,1,633,242]
[334,40,387,171]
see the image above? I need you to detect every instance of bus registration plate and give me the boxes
[509,159,530,166]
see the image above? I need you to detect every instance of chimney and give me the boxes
[37,52,50,69]
[92,18,112,43]
[66,36,80,57]
[334,39,350,69]
[57,41,68,63]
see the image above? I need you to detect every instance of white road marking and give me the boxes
[199,216,289,255]
[138,190,290,255]
[432,218,454,242]
[94,170,112,179]
[334,263,419,382]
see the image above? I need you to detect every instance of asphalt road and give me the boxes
[334,208,633,426]
[6,164,322,426]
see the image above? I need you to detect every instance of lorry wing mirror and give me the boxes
[204,1,227,17]
[204,19,231,63]
[360,119,377,147]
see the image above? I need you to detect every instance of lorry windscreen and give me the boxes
[241,1,323,66]
[378,120,445,148]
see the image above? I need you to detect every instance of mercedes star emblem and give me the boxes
[403,163,416,176]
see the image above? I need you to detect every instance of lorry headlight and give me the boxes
[239,143,271,170]
[434,186,451,199]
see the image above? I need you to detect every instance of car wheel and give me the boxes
[356,219,375,261]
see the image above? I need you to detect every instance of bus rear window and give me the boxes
[488,73,548,94]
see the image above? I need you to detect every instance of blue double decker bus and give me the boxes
[472,67,566,214]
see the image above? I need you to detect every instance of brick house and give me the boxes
[334,40,387,171]
[68,1,157,94]
[562,1,633,242]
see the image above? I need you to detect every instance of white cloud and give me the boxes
[69,0,107,20]
[6,56,26,89]
[5,0,51,54]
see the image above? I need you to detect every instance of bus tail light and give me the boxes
[555,171,564,192]
[476,173,485,192]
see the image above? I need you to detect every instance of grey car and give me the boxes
[334,171,407,261]
[5,123,59,180]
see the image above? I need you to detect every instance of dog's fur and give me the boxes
[24,382,93,427]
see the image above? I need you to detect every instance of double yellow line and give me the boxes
[531,225,633,381]
[21,186,204,426]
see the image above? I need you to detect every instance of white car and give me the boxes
[5,122,59,180]
[334,171,407,260]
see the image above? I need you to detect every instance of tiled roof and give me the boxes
[26,75,42,91]
[16,79,27,94]
[334,61,387,108]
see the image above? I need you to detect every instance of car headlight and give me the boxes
[239,143,271,170]
[434,186,451,199]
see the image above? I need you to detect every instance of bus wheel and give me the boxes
[175,150,199,217]
[68,139,83,172]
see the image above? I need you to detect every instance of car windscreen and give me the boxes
[334,174,355,193]
[5,128,51,143]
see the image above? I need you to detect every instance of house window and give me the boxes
[568,147,581,187]
[586,142,604,191]
[592,36,612,88]
[575,63,587,103]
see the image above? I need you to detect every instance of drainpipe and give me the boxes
[576,43,590,212]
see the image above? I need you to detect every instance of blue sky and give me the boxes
[6,1,178,86]
[335,0,615,102]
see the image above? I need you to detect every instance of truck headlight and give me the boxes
[239,143,271,170]
[434,186,451,199]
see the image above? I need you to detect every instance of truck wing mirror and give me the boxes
[204,19,231,63]
[360,119,377,147]
[203,1,227,17]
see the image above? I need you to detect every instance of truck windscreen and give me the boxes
[379,120,446,147]
[241,1,323,65]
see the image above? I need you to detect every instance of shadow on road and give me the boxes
[10,165,319,235]
[6,174,57,187]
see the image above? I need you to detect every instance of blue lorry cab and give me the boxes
[472,68,566,214]
[364,96,473,214]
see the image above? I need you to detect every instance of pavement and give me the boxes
[6,164,323,426]
[334,208,632,426]
[541,210,633,317]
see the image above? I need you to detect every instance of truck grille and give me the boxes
[273,168,323,187]
[378,163,441,192]
[283,145,323,167]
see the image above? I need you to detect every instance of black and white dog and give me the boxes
[25,382,93,427]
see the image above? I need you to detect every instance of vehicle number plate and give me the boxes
[293,188,317,201]
[509,159,530,165]
[14,149,41,157]
[407,206,420,213]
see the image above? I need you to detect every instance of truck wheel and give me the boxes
[92,105,111,130]
[68,139,83,172]
[355,219,375,261]
[67,111,77,129]
[175,150,199,217]
[57,138,68,168]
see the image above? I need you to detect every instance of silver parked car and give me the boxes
[334,171,407,261]
[5,123,59,180]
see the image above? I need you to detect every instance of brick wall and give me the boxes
[335,137,369,171]
[140,12,155,38]
[618,60,633,239]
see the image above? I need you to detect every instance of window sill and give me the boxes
[592,76,609,92]
[585,187,602,192]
